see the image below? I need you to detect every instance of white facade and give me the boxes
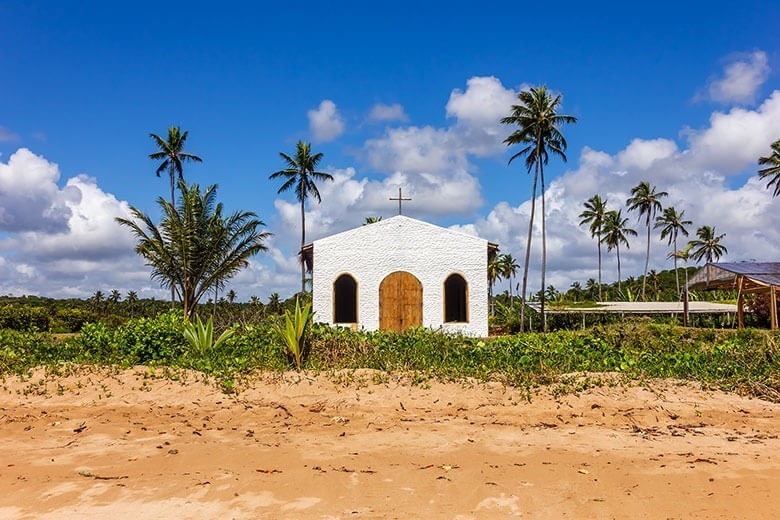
[309,215,494,336]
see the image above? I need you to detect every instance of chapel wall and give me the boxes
[311,217,489,336]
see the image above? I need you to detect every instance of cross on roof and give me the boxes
[389,187,411,215]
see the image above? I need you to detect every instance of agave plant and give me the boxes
[277,297,313,371]
[183,314,234,357]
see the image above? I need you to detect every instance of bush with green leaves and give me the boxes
[0,305,51,332]
[75,311,186,364]
[54,308,99,333]
[117,311,186,363]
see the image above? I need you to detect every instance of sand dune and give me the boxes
[1,367,778,518]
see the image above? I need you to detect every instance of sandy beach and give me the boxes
[1,367,778,519]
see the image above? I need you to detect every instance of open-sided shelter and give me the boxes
[687,262,780,329]
[301,215,498,336]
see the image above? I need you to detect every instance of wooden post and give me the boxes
[736,276,745,329]
[771,285,778,330]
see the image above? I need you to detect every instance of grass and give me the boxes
[0,315,778,400]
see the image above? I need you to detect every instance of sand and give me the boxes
[0,367,778,519]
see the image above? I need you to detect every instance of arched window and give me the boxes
[444,273,468,323]
[333,274,358,323]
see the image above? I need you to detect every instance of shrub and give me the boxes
[54,308,99,332]
[76,311,186,364]
[0,305,51,332]
[116,311,186,363]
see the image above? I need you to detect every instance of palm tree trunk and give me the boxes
[169,167,176,307]
[617,243,622,294]
[509,273,513,306]
[642,217,650,301]
[489,280,494,316]
[597,236,602,301]
[673,234,680,298]
[300,198,306,294]
[519,171,538,333]
[540,163,547,332]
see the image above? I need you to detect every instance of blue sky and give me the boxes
[1,1,778,300]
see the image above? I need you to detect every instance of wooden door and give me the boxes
[379,271,423,332]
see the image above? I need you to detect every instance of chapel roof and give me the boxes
[299,215,498,272]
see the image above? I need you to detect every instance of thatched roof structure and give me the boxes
[687,262,780,329]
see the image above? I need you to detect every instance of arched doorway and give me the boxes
[444,273,468,322]
[333,274,358,324]
[379,271,423,332]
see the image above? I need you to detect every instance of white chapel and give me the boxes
[301,215,498,336]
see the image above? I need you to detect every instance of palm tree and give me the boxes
[117,180,269,319]
[626,181,667,301]
[502,86,577,331]
[363,216,383,225]
[569,281,583,302]
[601,210,637,294]
[654,206,692,298]
[669,244,694,323]
[668,245,693,294]
[227,289,237,305]
[267,293,281,314]
[109,289,121,314]
[758,139,780,197]
[487,254,503,316]
[688,225,728,264]
[149,126,203,207]
[578,194,608,300]
[501,253,520,305]
[126,290,138,317]
[585,278,598,300]
[91,290,105,315]
[270,141,334,294]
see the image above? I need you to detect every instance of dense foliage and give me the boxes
[1,314,777,401]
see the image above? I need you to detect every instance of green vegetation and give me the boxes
[116,181,269,319]
[758,139,780,198]
[277,297,313,370]
[1,314,778,401]
[183,315,234,357]
[689,225,728,264]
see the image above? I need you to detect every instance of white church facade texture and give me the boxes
[302,216,498,337]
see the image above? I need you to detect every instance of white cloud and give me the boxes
[0,149,280,300]
[368,103,408,123]
[0,154,144,296]
[307,99,345,142]
[0,152,154,297]
[446,76,518,130]
[0,148,76,233]
[468,90,780,295]
[704,50,770,105]
[686,91,780,173]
